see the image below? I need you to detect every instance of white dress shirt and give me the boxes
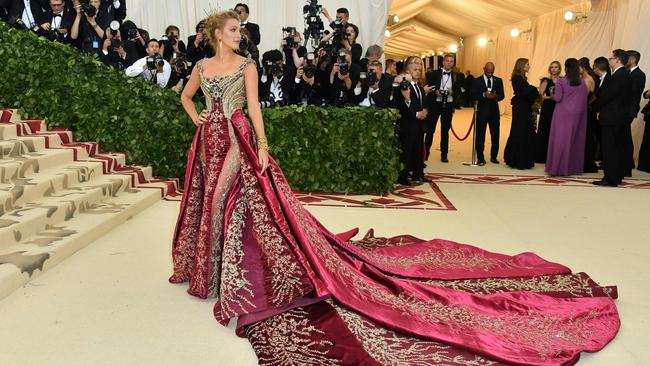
[436,68,453,103]
[599,73,607,88]
[125,56,172,88]
[22,0,38,29]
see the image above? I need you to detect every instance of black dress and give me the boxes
[584,75,600,172]
[504,74,539,169]
[535,77,556,163]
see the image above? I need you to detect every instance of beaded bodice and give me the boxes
[198,58,254,119]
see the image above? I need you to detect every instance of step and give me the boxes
[0,173,136,248]
[0,187,161,300]
[0,147,76,182]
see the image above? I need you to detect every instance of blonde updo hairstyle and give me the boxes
[204,10,240,51]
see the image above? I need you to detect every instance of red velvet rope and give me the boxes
[450,119,475,141]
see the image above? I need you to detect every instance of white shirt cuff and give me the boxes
[113,0,121,9]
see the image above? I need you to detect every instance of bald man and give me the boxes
[471,62,505,164]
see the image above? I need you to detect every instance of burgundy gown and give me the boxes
[545,77,588,176]
[169,58,619,366]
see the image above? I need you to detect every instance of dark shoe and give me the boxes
[477,159,487,165]
[624,171,632,178]
[441,156,449,163]
[398,177,411,186]
[584,168,598,173]
[490,158,500,164]
[592,179,617,187]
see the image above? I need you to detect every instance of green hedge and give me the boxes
[0,23,400,194]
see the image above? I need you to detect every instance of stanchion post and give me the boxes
[463,102,482,167]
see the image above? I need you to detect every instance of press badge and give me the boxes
[93,41,99,49]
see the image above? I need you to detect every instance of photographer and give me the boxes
[187,19,214,69]
[281,27,308,69]
[236,26,260,68]
[328,48,361,106]
[354,60,393,107]
[424,53,462,163]
[394,57,429,185]
[234,3,259,46]
[37,0,74,43]
[259,49,297,106]
[159,25,186,62]
[99,21,137,70]
[322,7,349,29]
[70,0,111,56]
[167,55,189,93]
[101,0,124,23]
[120,20,147,58]
[7,0,48,32]
[294,51,324,105]
[125,39,171,88]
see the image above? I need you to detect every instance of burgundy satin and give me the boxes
[171,108,620,366]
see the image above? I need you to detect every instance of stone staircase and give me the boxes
[0,108,179,300]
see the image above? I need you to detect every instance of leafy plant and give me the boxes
[0,23,400,194]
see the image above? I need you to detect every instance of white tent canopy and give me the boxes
[385,0,579,60]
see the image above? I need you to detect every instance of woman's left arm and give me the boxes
[244,63,269,172]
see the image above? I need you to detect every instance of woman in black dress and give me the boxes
[505,58,540,169]
[579,57,600,173]
[535,61,562,163]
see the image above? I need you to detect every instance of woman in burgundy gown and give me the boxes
[170,11,620,366]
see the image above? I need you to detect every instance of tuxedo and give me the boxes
[353,73,393,108]
[593,66,632,184]
[9,0,48,29]
[242,21,260,46]
[471,74,505,161]
[394,82,427,182]
[101,0,125,23]
[328,62,362,106]
[99,39,139,70]
[259,66,298,105]
[425,68,463,159]
[39,7,74,42]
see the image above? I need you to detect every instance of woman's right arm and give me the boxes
[71,13,81,40]
[181,66,207,127]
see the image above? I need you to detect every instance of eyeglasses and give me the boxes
[368,61,381,66]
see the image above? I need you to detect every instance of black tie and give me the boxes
[413,84,421,103]
[443,71,451,76]
[487,77,492,89]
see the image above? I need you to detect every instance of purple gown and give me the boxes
[545,77,588,176]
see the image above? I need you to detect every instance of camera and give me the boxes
[303,52,316,78]
[79,0,96,17]
[265,61,283,77]
[302,0,324,47]
[110,38,123,49]
[172,56,188,77]
[282,27,298,50]
[146,54,165,69]
[399,78,411,91]
[259,99,276,109]
[337,50,349,76]
[439,89,450,107]
[127,28,139,40]
[239,35,249,52]
[367,71,379,86]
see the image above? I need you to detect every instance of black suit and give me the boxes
[394,82,427,181]
[39,8,75,43]
[353,74,393,107]
[425,68,462,159]
[625,67,646,174]
[9,0,48,28]
[593,67,632,184]
[101,0,126,23]
[186,34,214,69]
[471,74,505,161]
[242,22,260,46]
[259,66,298,105]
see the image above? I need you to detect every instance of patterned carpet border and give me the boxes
[427,172,650,189]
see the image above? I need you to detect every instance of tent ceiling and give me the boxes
[385,0,580,59]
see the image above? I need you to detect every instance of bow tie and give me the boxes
[55,13,63,17]
[443,71,451,75]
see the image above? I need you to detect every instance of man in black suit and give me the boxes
[425,53,462,163]
[259,50,298,106]
[394,61,429,185]
[626,50,646,175]
[187,19,214,69]
[471,62,505,165]
[8,0,48,31]
[38,0,75,43]
[1,0,11,21]
[353,60,393,107]
[235,3,260,46]
[593,49,632,187]
[101,0,125,23]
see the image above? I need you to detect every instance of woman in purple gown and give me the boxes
[170,11,619,366]
[546,59,590,176]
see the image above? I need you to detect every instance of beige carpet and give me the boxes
[0,109,648,365]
